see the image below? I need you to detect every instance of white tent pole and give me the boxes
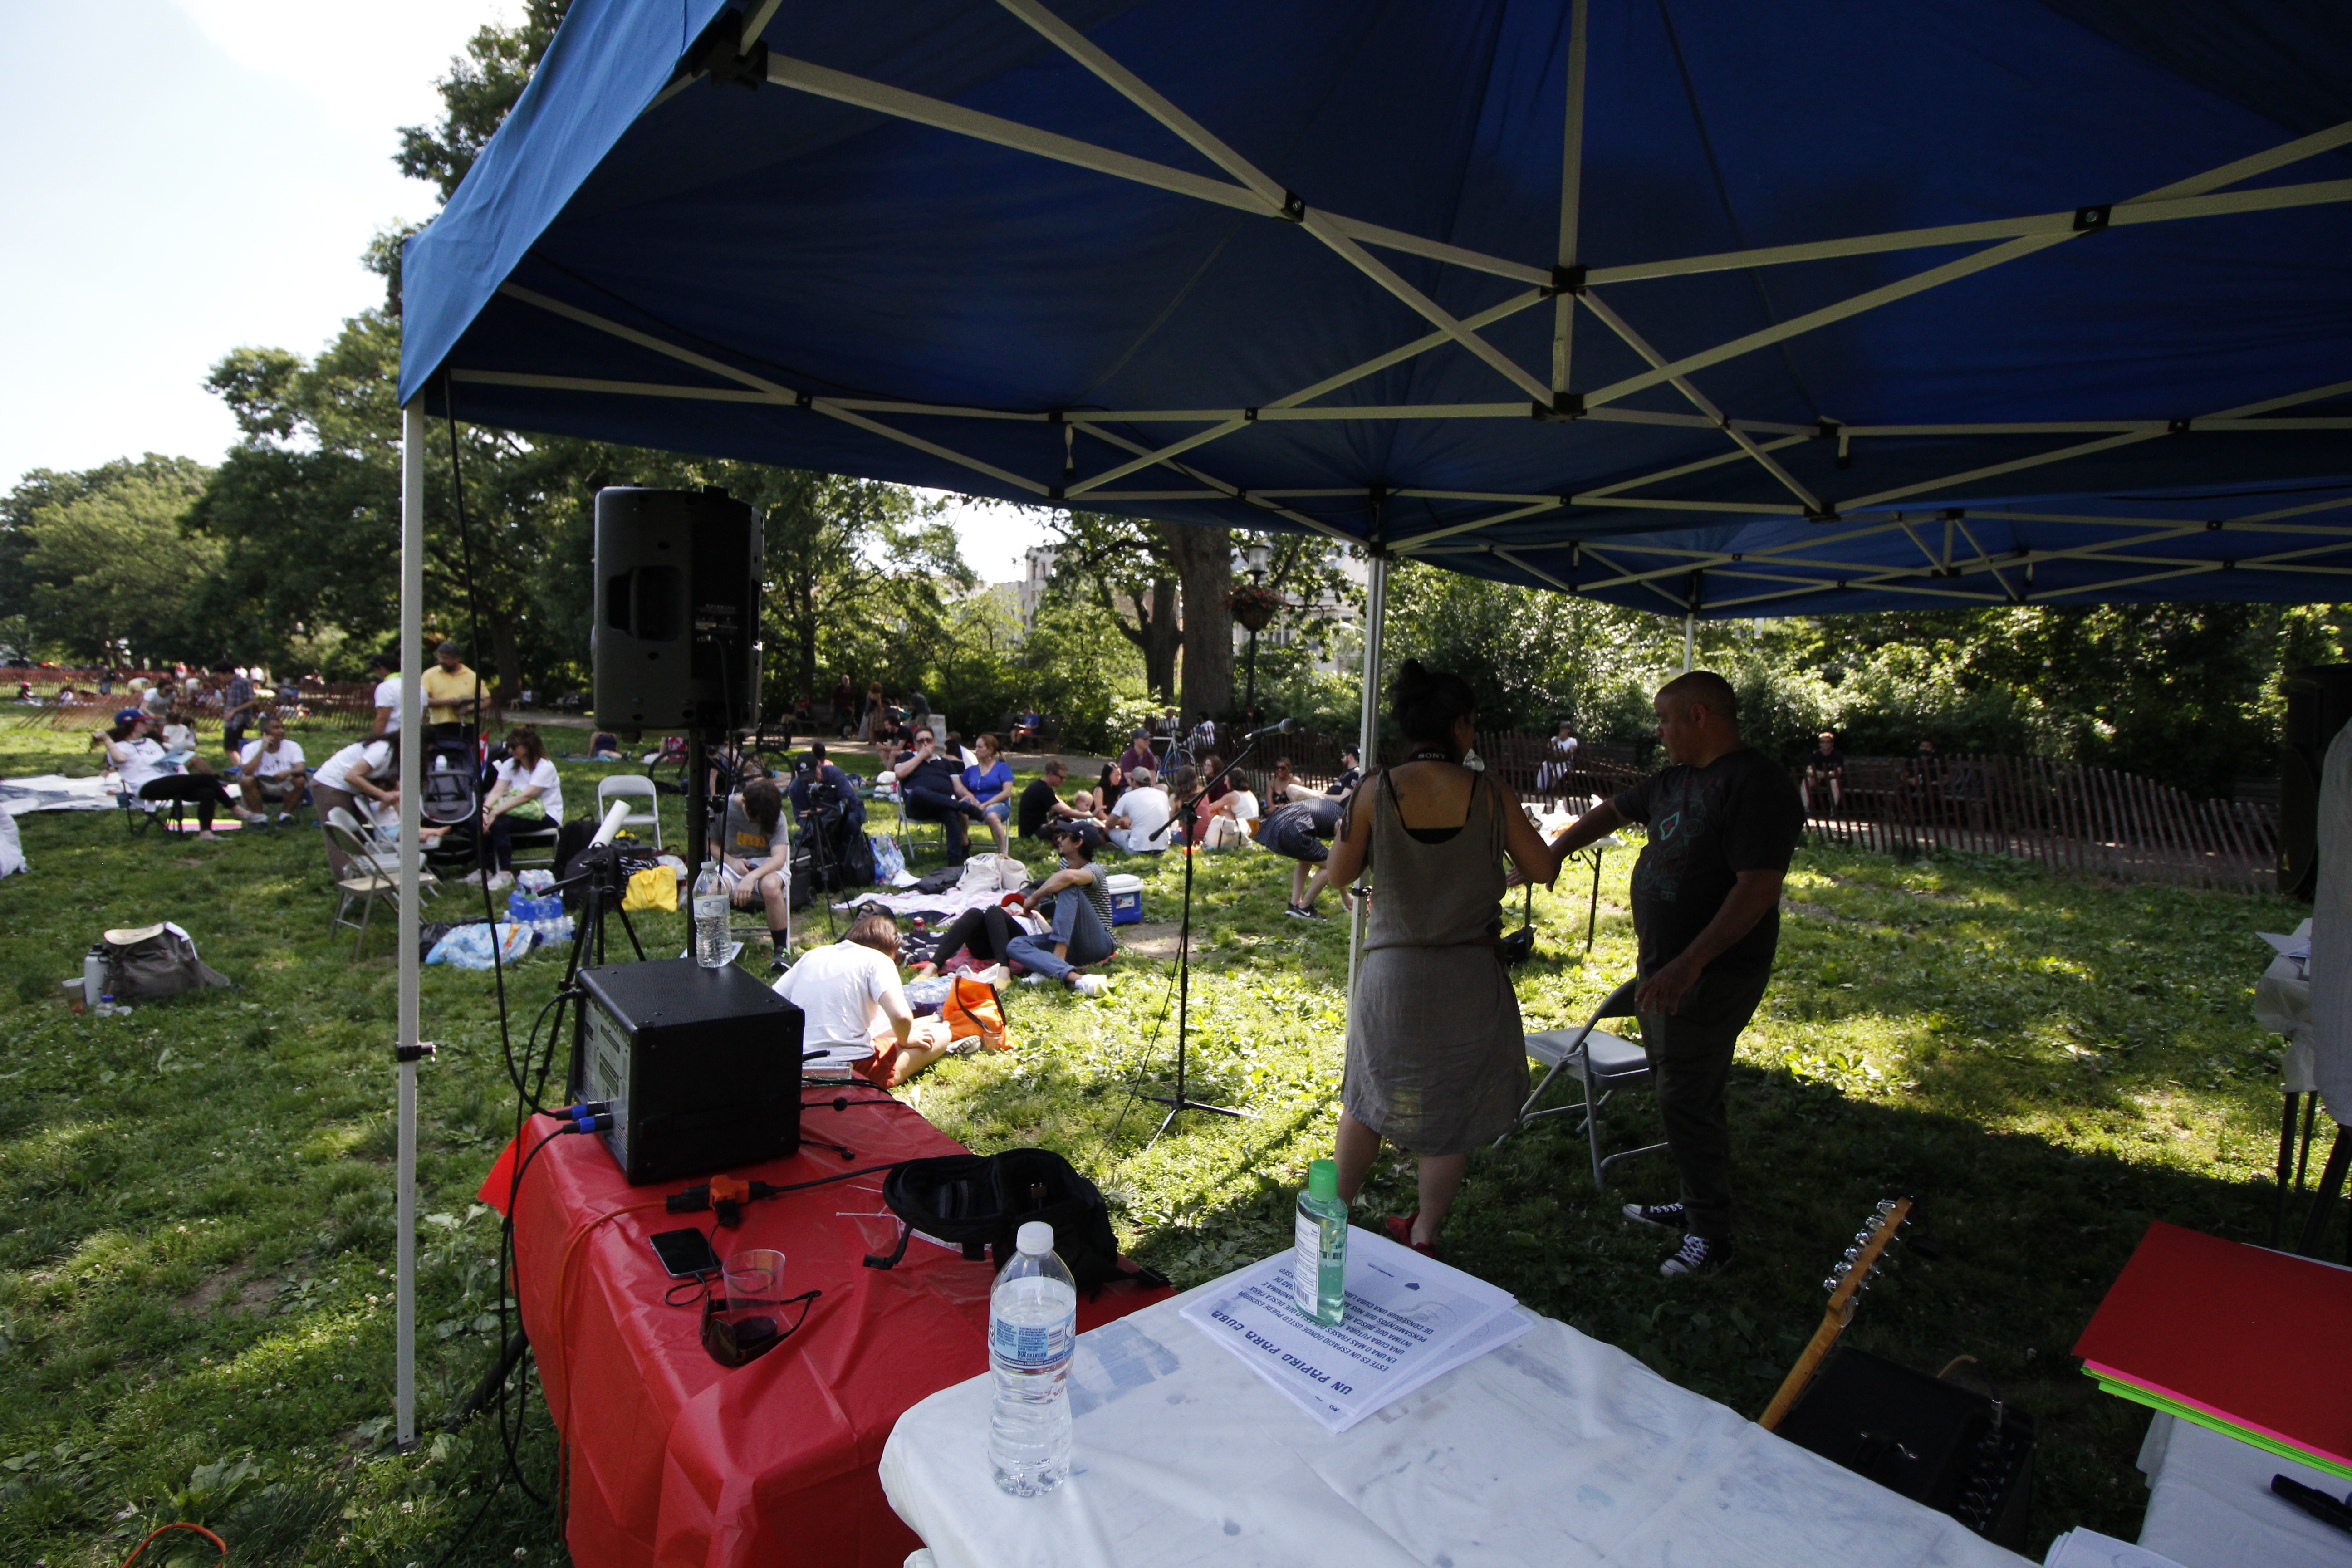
[1682,612,1695,673]
[396,399,425,1452]
[1346,551,1388,1001]
[1551,0,1587,396]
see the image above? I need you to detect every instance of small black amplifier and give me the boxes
[572,959,804,1185]
[1776,1347,2036,1550]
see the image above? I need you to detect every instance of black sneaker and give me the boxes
[1660,1233,1734,1279]
[1284,903,1320,920]
[1621,1200,1685,1231]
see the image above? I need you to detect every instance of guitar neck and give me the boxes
[1758,1196,1912,1432]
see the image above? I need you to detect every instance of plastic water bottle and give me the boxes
[692,859,728,968]
[988,1220,1077,1496]
[1293,1157,1348,1325]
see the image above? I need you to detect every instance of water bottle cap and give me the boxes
[1016,1220,1054,1256]
[1307,1158,1338,1201]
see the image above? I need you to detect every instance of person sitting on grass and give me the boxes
[773,907,953,1089]
[235,715,308,825]
[93,710,252,842]
[588,729,623,761]
[1017,759,1096,839]
[910,899,1038,984]
[720,776,794,961]
[1106,765,1176,853]
[1256,793,1349,918]
[961,732,1016,855]
[467,724,564,890]
[1004,821,1117,995]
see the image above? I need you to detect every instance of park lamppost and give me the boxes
[1232,539,1278,715]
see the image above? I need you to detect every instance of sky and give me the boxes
[0,0,1047,583]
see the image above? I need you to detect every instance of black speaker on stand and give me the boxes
[593,487,764,875]
[2277,664,2352,901]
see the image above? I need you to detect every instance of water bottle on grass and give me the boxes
[692,859,727,968]
[988,1220,1076,1496]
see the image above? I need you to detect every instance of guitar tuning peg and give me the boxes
[1874,1198,1896,1214]
[1853,1231,1873,1245]
[1842,1246,1862,1262]
[1822,1275,1841,1292]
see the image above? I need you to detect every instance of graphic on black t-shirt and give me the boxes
[1612,748,1804,976]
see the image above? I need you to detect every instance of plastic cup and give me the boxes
[715,1250,788,1352]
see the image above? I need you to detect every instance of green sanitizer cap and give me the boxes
[1308,1158,1338,1201]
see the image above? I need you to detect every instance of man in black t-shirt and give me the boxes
[1017,759,1087,839]
[1528,670,1803,1280]
[1801,730,1846,814]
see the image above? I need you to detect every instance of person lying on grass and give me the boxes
[773,907,953,1090]
[1004,820,1117,996]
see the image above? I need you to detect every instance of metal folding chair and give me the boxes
[323,819,400,958]
[1495,977,1669,1191]
[597,773,663,849]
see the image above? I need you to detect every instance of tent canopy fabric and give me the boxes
[400,0,2352,617]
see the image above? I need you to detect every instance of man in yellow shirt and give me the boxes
[419,641,484,730]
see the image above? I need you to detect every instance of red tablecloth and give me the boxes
[480,1098,1169,1568]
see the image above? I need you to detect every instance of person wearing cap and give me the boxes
[368,652,402,738]
[93,710,250,841]
[1005,821,1117,995]
[419,641,482,730]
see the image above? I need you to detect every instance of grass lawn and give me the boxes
[0,717,2325,1563]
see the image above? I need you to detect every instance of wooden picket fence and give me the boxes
[1217,721,2278,896]
[1805,753,2278,895]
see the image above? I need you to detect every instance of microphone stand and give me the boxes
[1142,730,1280,1145]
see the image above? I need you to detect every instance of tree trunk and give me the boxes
[488,611,524,716]
[1141,578,1180,703]
[1164,521,1233,719]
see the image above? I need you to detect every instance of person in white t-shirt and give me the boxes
[368,653,402,738]
[311,733,399,875]
[772,909,951,1089]
[1105,766,1175,852]
[470,725,562,888]
[92,709,249,842]
[235,716,309,824]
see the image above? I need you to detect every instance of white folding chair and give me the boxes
[322,820,400,958]
[326,805,443,897]
[1495,978,1668,1190]
[597,773,662,849]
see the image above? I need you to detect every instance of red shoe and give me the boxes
[1383,1212,1439,1259]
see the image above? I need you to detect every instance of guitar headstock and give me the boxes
[1819,1195,1912,1310]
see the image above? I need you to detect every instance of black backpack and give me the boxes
[861,1148,1168,1296]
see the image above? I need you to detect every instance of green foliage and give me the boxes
[6,456,220,665]
[391,0,569,203]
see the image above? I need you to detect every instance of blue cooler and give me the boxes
[1105,873,1144,926]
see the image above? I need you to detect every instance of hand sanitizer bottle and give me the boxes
[1293,1158,1347,1325]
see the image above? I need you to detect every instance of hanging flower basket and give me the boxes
[1228,583,1283,632]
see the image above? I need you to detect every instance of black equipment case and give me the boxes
[573,958,804,1184]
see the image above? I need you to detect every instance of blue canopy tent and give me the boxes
[382,0,2352,1445]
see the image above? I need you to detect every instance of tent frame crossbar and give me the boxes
[448,31,2352,608]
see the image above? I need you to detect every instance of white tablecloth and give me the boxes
[2136,1413,2352,1568]
[881,1279,2029,1568]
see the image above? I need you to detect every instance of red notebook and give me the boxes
[2073,1220,2352,1470]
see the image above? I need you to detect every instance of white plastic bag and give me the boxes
[426,922,531,970]
[0,804,22,878]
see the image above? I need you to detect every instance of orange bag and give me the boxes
[939,974,1008,1051]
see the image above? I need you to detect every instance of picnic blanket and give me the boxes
[0,773,118,813]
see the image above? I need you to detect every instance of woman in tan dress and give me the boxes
[1325,661,1555,1254]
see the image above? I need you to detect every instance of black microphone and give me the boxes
[1242,717,1297,741]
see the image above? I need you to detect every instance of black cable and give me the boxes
[1105,962,1183,1148]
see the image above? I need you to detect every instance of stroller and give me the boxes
[418,729,487,875]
